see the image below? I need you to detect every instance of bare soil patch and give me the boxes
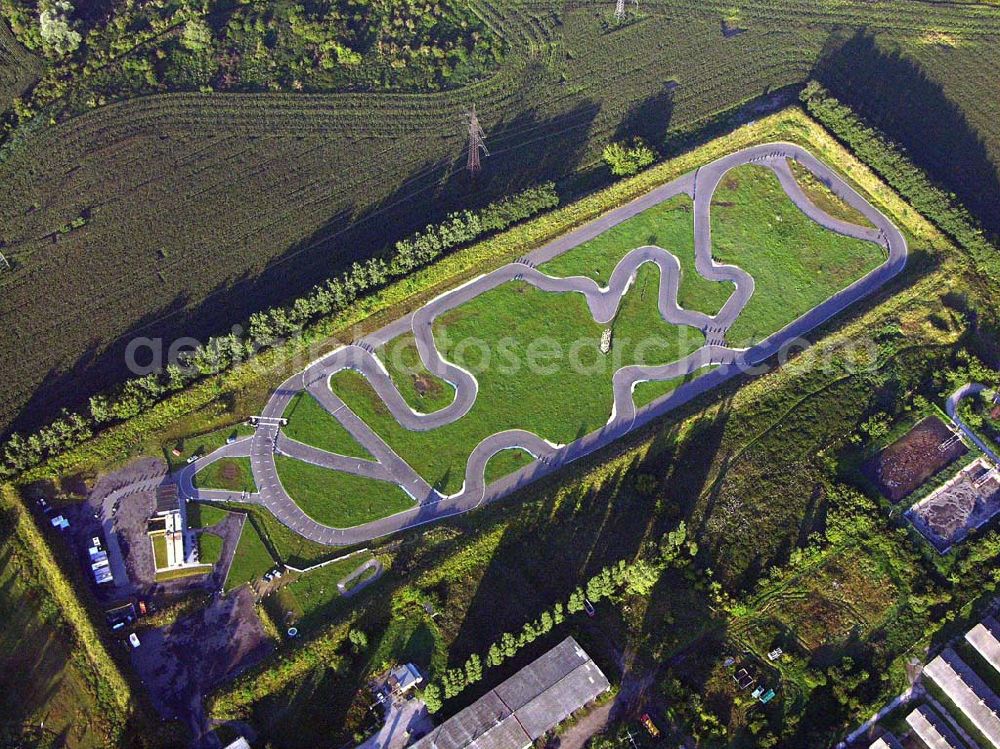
[413,374,441,398]
[130,587,273,743]
[863,416,966,502]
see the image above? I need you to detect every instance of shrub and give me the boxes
[603,138,656,177]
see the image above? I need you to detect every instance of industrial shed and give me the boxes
[410,637,609,749]
[867,733,903,749]
[923,648,1000,748]
[966,616,1000,677]
[904,704,965,749]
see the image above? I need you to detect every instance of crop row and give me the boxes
[3,0,1000,436]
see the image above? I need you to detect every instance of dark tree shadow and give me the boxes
[613,82,676,153]
[814,30,1000,236]
[5,101,601,440]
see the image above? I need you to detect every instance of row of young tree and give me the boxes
[419,523,698,712]
[800,82,1000,289]
[0,183,559,478]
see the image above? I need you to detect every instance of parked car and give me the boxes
[129,633,140,648]
[641,714,660,738]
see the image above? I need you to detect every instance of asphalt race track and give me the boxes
[178,142,908,546]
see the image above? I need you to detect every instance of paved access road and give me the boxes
[947,383,1000,465]
[178,142,908,546]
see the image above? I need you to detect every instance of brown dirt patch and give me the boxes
[219,462,240,482]
[413,374,441,398]
[863,416,967,503]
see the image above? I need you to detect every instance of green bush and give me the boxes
[603,138,657,177]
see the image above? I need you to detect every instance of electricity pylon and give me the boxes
[466,105,488,175]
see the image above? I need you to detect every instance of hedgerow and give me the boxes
[800,81,1000,286]
[0,182,557,478]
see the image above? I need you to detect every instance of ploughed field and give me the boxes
[2,0,999,441]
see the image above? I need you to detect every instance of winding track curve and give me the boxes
[178,142,908,545]
[947,383,1000,466]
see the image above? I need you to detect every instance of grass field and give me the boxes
[151,532,168,570]
[194,457,257,493]
[282,392,371,457]
[633,368,719,409]
[274,455,415,527]
[788,160,873,228]
[202,500,366,569]
[712,165,885,345]
[199,532,224,566]
[188,502,232,529]
[483,448,535,486]
[226,520,276,592]
[538,193,731,315]
[375,333,456,414]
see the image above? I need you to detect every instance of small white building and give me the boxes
[387,663,423,695]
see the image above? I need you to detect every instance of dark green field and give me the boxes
[3,0,1000,444]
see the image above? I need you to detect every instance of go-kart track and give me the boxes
[178,142,907,546]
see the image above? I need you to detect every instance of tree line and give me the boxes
[419,522,699,713]
[0,182,559,478]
